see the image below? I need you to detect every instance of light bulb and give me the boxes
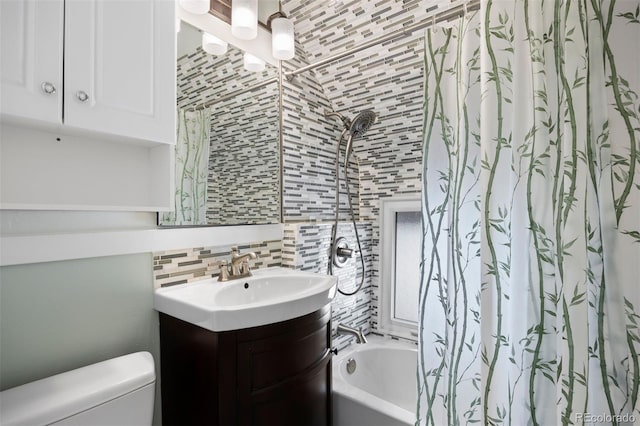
[244,53,265,72]
[179,0,209,15]
[202,33,228,56]
[232,0,258,40]
[271,17,295,60]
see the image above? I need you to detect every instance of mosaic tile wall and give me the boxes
[279,0,450,335]
[281,38,361,223]
[152,240,282,289]
[177,44,280,224]
[283,222,373,351]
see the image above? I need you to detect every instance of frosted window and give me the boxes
[394,211,421,324]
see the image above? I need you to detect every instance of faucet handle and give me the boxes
[218,260,230,282]
[240,260,251,276]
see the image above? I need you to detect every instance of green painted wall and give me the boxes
[0,253,161,423]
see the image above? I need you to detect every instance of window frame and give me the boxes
[378,196,421,340]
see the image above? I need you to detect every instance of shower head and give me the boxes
[325,109,378,163]
[344,110,377,160]
[348,110,377,138]
[325,109,377,137]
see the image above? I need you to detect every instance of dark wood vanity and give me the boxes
[159,304,332,425]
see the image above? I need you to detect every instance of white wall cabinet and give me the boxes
[1,0,175,144]
[0,0,176,211]
[63,0,175,144]
[0,0,64,126]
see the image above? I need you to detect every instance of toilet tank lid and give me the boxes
[0,351,155,426]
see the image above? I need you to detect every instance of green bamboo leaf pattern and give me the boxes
[418,1,640,425]
[160,108,211,226]
[418,12,482,426]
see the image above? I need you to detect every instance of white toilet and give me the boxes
[0,352,156,426]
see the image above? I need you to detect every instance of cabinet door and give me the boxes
[0,0,63,125]
[64,0,175,144]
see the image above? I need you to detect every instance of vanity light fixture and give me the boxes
[202,32,228,55]
[179,0,210,15]
[268,2,295,60]
[244,52,265,72]
[231,0,258,40]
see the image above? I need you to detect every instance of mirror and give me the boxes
[160,21,280,226]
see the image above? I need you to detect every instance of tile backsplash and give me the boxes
[152,240,282,289]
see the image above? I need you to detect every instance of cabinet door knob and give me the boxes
[40,82,56,95]
[75,91,89,103]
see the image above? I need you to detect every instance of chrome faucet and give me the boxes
[218,246,257,282]
[336,323,368,344]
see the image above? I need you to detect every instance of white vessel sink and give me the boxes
[154,267,338,332]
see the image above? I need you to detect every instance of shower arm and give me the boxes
[325,110,351,129]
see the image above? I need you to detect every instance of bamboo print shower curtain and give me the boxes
[161,108,211,225]
[418,1,640,425]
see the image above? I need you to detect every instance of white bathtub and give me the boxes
[332,335,417,426]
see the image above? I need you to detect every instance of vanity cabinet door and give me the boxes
[0,0,63,125]
[159,306,333,426]
[64,0,175,144]
[235,306,332,425]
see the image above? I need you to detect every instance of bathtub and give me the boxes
[332,335,417,426]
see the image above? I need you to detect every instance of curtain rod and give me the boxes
[283,0,480,79]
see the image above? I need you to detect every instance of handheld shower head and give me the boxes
[325,109,377,137]
[325,109,378,159]
[344,110,377,159]
[327,109,378,297]
[348,110,377,138]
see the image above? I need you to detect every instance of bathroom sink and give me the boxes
[154,267,338,332]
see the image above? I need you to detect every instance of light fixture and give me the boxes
[268,2,295,60]
[202,32,228,56]
[179,0,210,15]
[244,53,265,72]
[231,0,258,40]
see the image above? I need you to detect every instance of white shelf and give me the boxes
[0,203,170,212]
[0,124,173,211]
[0,224,284,266]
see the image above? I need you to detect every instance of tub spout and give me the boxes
[337,323,368,344]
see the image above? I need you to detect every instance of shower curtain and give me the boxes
[418,1,639,425]
[161,108,211,225]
